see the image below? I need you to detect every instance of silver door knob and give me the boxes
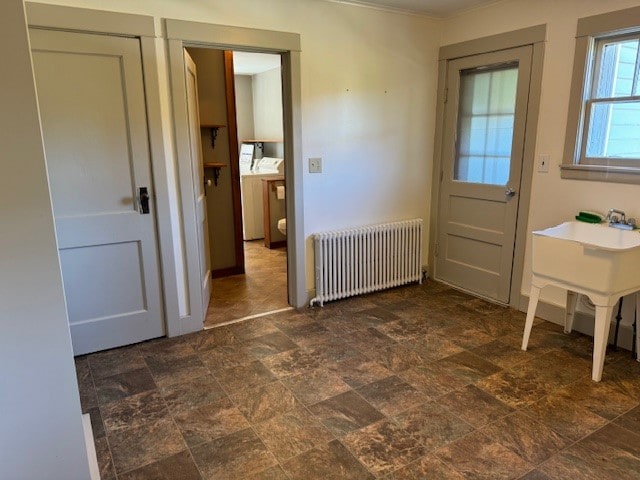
[505,186,517,197]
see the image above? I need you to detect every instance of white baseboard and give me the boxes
[82,413,100,480]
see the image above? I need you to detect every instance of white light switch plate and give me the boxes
[309,157,322,173]
[538,154,550,173]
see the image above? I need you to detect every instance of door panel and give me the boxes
[31,29,164,355]
[184,50,211,313]
[436,46,533,303]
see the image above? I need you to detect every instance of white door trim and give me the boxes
[429,25,546,308]
[25,3,183,336]
[165,19,306,310]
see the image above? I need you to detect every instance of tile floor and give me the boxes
[205,240,288,327]
[76,280,640,479]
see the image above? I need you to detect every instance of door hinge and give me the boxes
[435,241,440,257]
[443,87,448,103]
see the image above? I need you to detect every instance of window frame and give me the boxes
[562,5,640,183]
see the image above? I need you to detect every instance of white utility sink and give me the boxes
[522,221,640,381]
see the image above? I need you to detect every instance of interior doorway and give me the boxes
[184,48,290,327]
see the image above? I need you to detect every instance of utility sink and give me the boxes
[532,221,640,294]
[523,221,640,381]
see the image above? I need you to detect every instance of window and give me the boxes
[562,6,640,183]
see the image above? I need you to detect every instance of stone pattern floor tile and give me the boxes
[74,280,640,479]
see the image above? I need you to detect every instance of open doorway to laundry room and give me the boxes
[184,47,290,327]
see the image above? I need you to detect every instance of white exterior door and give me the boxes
[435,46,533,303]
[30,29,164,355]
[184,50,212,313]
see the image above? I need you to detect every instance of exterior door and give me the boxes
[184,50,212,313]
[435,46,533,303]
[30,29,164,355]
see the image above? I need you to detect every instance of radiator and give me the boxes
[310,219,423,306]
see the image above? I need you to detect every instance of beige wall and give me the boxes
[443,0,640,307]
[34,0,442,292]
[187,47,237,271]
[253,67,284,141]
[0,1,89,477]
[234,74,255,146]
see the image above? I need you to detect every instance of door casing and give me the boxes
[429,25,546,309]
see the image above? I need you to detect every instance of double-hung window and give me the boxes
[562,6,640,183]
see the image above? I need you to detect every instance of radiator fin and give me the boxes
[311,219,423,306]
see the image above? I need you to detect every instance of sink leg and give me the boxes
[522,285,541,351]
[565,291,578,334]
[592,305,614,382]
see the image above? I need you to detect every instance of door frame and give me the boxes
[166,19,305,314]
[429,25,546,309]
[25,3,183,334]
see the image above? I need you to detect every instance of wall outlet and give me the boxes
[538,154,550,173]
[309,157,322,173]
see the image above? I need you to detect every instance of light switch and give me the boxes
[538,154,550,173]
[309,157,322,173]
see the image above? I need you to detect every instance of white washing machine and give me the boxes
[240,157,284,240]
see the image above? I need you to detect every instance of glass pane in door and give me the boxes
[455,65,518,185]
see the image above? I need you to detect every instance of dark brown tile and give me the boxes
[404,334,464,362]
[261,349,323,377]
[440,385,514,428]
[76,357,98,412]
[436,430,533,480]
[228,319,280,341]
[213,360,277,393]
[304,336,361,364]
[343,327,397,352]
[89,345,146,380]
[341,418,426,475]
[230,380,299,423]
[95,436,115,480]
[518,471,552,480]
[282,368,351,405]
[357,376,426,416]
[476,369,552,409]
[577,423,640,465]
[174,396,249,448]
[118,450,201,480]
[361,343,424,373]
[471,339,534,369]
[436,323,495,349]
[87,407,105,440]
[190,326,238,352]
[145,354,209,388]
[101,390,168,435]
[329,355,393,389]
[375,317,428,341]
[482,412,570,464]
[138,337,195,359]
[278,321,331,344]
[516,350,590,388]
[553,376,638,420]
[521,394,608,441]
[309,390,385,436]
[282,439,374,480]
[253,406,334,462]
[198,344,256,373]
[436,351,501,384]
[159,374,226,415]
[614,404,640,433]
[400,363,469,397]
[94,367,156,405]
[245,465,289,480]
[244,331,300,359]
[395,402,474,451]
[191,428,277,480]
[353,307,400,327]
[384,454,465,479]
[108,416,186,474]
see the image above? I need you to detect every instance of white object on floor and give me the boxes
[82,413,100,480]
[277,218,286,235]
[521,221,640,381]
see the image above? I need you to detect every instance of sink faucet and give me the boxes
[606,208,626,224]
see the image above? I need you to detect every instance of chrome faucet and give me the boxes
[606,208,636,230]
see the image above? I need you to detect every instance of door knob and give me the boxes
[505,186,517,198]
[138,187,150,214]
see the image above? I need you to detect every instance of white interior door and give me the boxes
[30,29,164,355]
[184,50,212,313]
[435,46,533,303]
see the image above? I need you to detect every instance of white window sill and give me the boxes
[560,164,640,184]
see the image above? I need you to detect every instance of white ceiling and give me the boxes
[233,52,281,75]
[330,0,499,17]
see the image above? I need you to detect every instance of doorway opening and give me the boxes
[184,47,290,327]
